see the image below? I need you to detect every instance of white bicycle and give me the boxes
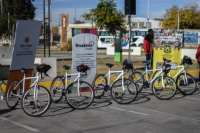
[50,64,94,109]
[129,58,177,100]
[92,63,138,104]
[6,64,52,117]
[152,55,196,95]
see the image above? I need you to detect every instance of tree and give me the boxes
[161,3,200,29]
[81,0,125,35]
[0,0,36,38]
[52,26,59,35]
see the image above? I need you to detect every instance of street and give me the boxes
[0,86,200,133]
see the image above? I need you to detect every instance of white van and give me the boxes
[97,36,114,48]
[122,36,145,48]
[122,29,148,48]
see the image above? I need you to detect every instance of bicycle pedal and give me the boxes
[104,85,110,92]
[62,90,66,96]
[30,101,35,105]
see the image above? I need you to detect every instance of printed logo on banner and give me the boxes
[89,40,94,45]
[164,45,171,53]
[24,37,30,43]
[75,40,95,50]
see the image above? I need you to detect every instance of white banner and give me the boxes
[10,20,42,70]
[72,28,97,85]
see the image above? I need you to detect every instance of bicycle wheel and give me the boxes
[152,76,177,100]
[21,85,51,117]
[92,74,107,98]
[65,81,94,109]
[50,76,65,103]
[6,80,22,109]
[129,72,144,93]
[111,79,138,104]
[176,73,196,95]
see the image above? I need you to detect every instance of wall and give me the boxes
[181,49,197,59]
[0,47,13,59]
[107,47,141,55]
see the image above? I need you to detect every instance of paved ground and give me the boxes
[1,82,200,133]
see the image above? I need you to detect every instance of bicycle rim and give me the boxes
[111,79,138,104]
[129,72,144,93]
[66,81,94,109]
[50,76,65,103]
[22,86,51,117]
[6,80,21,109]
[176,73,196,95]
[92,74,107,98]
[152,76,177,100]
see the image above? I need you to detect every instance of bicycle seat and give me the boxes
[77,64,89,72]
[36,63,51,77]
[106,63,114,68]
[63,65,70,70]
[21,68,29,74]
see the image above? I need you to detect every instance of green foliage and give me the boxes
[52,26,59,35]
[162,3,200,29]
[81,0,125,35]
[0,0,36,38]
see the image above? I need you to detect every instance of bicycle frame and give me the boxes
[95,67,125,91]
[53,71,81,95]
[10,73,40,99]
[169,65,188,84]
[134,66,165,87]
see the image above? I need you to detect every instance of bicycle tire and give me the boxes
[123,69,133,79]
[65,81,94,109]
[111,79,138,104]
[6,80,22,109]
[92,74,107,98]
[129,72,144,93]
[176,73,196,95]
[21,85,51,117]
[152,76,177,100]
[50,76,65,103]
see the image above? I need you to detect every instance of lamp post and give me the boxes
[147,0,149,28]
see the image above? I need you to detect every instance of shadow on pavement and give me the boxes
[88,97,113,110]
[0,108,13,115]
[41,103,75,117]
[130,92,151,104]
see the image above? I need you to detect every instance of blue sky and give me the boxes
[33,0,200,26]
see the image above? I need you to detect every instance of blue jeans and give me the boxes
[145,54,152,70]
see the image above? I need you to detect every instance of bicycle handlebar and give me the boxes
[161,58,171,68]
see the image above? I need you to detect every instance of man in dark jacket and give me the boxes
[143,29,154,68]
[196,45,200,83]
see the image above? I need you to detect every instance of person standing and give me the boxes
[143,29,154,68]
[196,45,200,83]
